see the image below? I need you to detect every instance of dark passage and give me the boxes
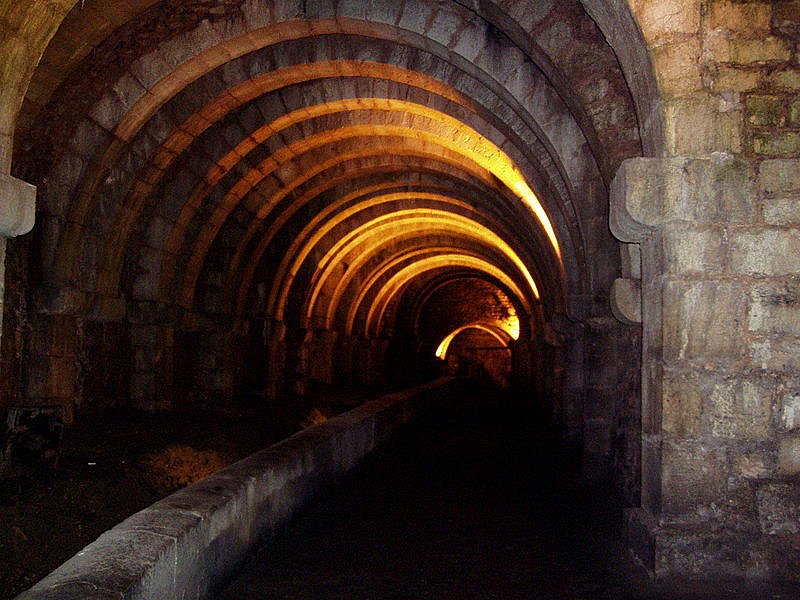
[216,388,795,600]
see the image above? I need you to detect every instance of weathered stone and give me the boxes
[664,95,742,155]
[661,370,703,436]
[733,452,770,479]
[730,229,800,275]
[748,283,800,335]
[636,0,701,43]
[769,69,800,90]
[709,1,772,31]
[757,482,800,535]
[781,391,800,430]
[0,173,36,237]
[759,159,800,194]
[764,197,800,225]
[791,99,800,125]
[746,95,785,127]
[610,156,754,234]
[751,339,800,372]
[662,280,746,363]
[779,435,800,475]
[653,39,703,97]
[714,66,760,92]
[610,277,642,324]
[662,227,725,274]
[661,438,726,517]
[728,36,793,64]
[709,379,773,440]
[753,132,800,156]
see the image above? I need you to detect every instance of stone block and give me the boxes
[751,339,800,372]
[661,438,726,517]
[662,280,746,363]
[759,159,800,194]
[610,157,753,240]
[764,197,800,225]
[0,173,36,237]
[773,1,800,30]
[28,314,77,357]
[730,229,800,275]
[709,1,772,31]
[667,96,743,155]
[782,391,800,430]
[661,370,703,436]
[733,452,771,479]
[792,99,800,125]
[709,379,774,440]
[653,39,703,97]
[425,5,463,48]
[779,435,800,475]
[24,356,77,399]
[636,0,700,42]
[757,482,800,534]
[746,95,785,127]
[729,36,794,64]
[714,66,760,92]
[769,68,800,90]
[748,283,800,335]
[662,227,725,274]
[753,132,800,156]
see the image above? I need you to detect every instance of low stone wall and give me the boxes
[15,378,459,600]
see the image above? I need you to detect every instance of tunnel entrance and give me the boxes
[0,0,667,591]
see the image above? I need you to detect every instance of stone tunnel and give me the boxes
[1,0,800,597]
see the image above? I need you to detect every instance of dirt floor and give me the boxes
[0,389,369,599]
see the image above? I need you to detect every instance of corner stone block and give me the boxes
[662,280,746,363]
[779,435,800,475]
[660,438,726,518]
[610,156,754,245]
[0,173,35,237]
[610,157,683,243]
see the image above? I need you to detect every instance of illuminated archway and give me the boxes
[435,321,517,360]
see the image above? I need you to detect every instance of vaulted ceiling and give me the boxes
[11,0,649,348]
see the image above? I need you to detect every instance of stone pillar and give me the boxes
[612,156,800,579]
[265,319,286,401]
[130,323,174,411]
[333,333,357,386]
[0,174,35,387]
[308,329,337,385]
[23,313,80,423]
[550,315,583,441]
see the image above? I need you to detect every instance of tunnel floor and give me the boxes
[216,388,797,600]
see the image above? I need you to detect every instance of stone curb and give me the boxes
[15,378,459,600]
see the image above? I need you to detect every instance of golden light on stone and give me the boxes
[295,209,540,327]
[434,320,517,360]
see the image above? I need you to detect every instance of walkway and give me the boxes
[216,389,796,600]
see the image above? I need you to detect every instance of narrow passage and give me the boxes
[216,388,795,600]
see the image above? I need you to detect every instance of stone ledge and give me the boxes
[14,378,460,600]
[611,277,642,324]
[0,173,35,237]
